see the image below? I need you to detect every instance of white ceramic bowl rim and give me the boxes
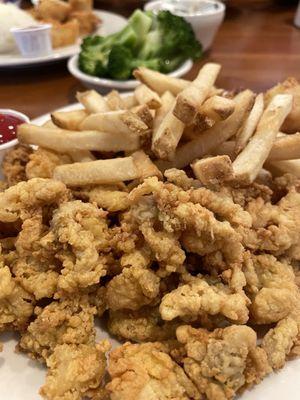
[0,109,29,150]
[68,54,193,90]
[144,0,225,16]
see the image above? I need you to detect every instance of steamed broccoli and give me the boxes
[79,9,202,80]
[107,45,161,80]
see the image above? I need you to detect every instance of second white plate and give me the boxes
[0,10,127,69]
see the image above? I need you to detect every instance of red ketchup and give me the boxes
[0,113,25,145]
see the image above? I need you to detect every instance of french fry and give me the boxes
[191,155,233,185]
[151,104,185,161]
[212,141,236,160]
[173,63,221,124]
[168,90,254,169]
[68,150,95,163]
[106,90,126,111]
[51,109,87,130]
[53,156,141,186]
[196,95,235,128]
[131,150,162,180]
[18,124,139,152]
[232,94,293,184]
[266,159,300,177]
[133,67,189,96]
[235,93,264,154]
[131,105,154,128]
[42,120,57,128]
[122,94,138,109]
[79,110,149,136]
[152,91,175,133]
[76,90,109,113]
[268,133,300,161]
[135,84,162,109]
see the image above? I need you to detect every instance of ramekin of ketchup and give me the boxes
[0,109,29,163]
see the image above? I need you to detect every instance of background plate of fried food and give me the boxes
[1,65,300,400]
[0,0,127,68]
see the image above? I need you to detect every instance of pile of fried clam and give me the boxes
[1,63,300,400]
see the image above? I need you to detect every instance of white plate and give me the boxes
[68,55,193,92]
[1,104,300,399]
[0,10,127,68]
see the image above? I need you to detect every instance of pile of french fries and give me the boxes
[18,63,300,187]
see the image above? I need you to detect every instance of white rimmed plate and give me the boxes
[0,10,127,69]
[1,103,300,399]
[68,55,193,92]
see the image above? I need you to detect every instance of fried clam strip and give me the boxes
[232,94,293,184]
[0,263,34,332]
[158,89,254,170]
[140,222,186,277]
[40,340,109,400]
[129,177,244,264]
[79,110,149,137]
[173,63,221,124]
[53,150,161,187]
[160,276,249,323]
[51,109,88,130]
[243,188,300,255]
[176,325,271,400]
[243,253,300,324]
[18,124,139,153]
[26,147,72,179]
[2,145,33,186]
[0,178,69,223]
[19,295,96,361]
[235,93,264,154]
[73,184,130,212]
[50,201,111,294]
[262,316,300,370]
[106,342,201,400]
[108,306,179,343]
[164,168,202,190]
[106,265,160,311]
[76,90,109,113]
[133,67,189,96]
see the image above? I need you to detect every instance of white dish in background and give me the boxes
[1,101,300,399]
[0,10,127,68]
[68,55,193,92]
[144,0,225,51]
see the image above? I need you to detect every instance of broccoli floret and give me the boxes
[107,45,161,80]
[139,10,202,60]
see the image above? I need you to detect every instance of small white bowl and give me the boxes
[68,54,193,93]
[10,23,52,58]
[144,0,225,51]
[0,109,29,165]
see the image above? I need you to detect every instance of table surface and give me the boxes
[1,0,300,119]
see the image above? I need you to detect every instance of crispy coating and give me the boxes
[50,201,110,294]
[177,325,270,400]
[2,145,33,186]
[106,342,201,400]
[19,295,96,361]
[243,253,299,324]
[40,341,109,400]
[0,264,34,332]
[26,148,72,179]
[160,276,249,323]
[164,168,202,190]
[262,317,299,369]
[106,266,160,311]
[0,178,69,223]
[74,184,130,212]
[108,307,179,343]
